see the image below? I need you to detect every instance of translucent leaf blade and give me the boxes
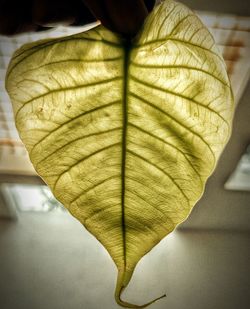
[6,0,234,307]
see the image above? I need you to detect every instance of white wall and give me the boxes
[0,212,249,309]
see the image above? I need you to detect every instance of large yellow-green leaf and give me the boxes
[6,0,234,307]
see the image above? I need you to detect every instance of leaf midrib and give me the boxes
[121,40,131,270]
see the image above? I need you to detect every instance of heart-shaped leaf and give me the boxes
[6,0,234,307]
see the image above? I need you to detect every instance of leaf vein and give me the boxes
[15,77,121,118]
[22,57,123,75]
[130,76,229,130]
[127,149,190,203]
[130,61,229,87]
[36,127,121,168]
[53,142,120,191]
[70,175,120,207]
[129,91,216,163]
[7,36,121,78]
[133,37,223,61]
[128,122,202,183]
[30,100,120,156]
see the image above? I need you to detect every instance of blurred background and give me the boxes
[0,0,249,308]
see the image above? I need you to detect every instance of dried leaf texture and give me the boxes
[6,0,234,307]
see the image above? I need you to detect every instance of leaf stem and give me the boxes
[115,268,166,308]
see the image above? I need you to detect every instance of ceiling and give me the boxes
[182,0,250,16]
[0,0,249,230]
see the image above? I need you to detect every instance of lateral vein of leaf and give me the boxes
[92,28,124,47]
[129,91,215,163]
[16,78,50,91]
[128,122,202,182]
[30,100,120,156]
[127,149,189,203]
[125,203,161,239]
[140,5,159,38]
[156,5,176,37]
[84,204,119,225]
[70,175,120,207]
[188,27,209,43]
[125,183,169,220]
[8,36,121,77]
[125,175,174,217]
[130,75,229,129]
[133,37,223,61]
[53,142,120,191]
[16,78,121,118]
[130,62,229,87]
[77,37,121,47]
[168,14,192,36]
[125,212,161,240]
[11,39,62,61]
[36,127,121,168]
[22,57,123,74]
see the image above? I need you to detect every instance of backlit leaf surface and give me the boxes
[6,0,234,307]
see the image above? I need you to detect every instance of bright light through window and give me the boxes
[1,184,65,212]
[225,144,250,191]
